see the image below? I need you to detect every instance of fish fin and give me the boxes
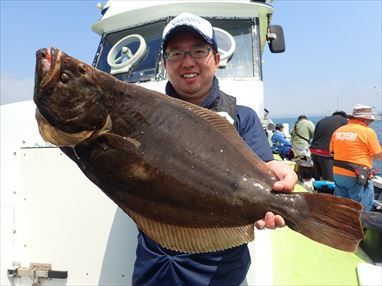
[284,193,365,252]
[176,100,239,137]
[100,132,141,152]
[35,108,93,146]
[127,208,254,253]
[174,100,273,170]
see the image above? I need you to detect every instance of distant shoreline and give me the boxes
[272,113,327,119]
[272,112,382,120]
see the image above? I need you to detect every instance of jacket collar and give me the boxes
[165,76,220,109]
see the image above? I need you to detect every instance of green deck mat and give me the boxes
[272,227,369,285]
[270,184,370,285]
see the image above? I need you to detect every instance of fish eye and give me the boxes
[78,64,86,74]
[60,73,70,83]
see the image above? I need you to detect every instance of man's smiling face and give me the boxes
[164,31,220,105]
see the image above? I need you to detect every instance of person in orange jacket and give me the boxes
[330,104,382,211]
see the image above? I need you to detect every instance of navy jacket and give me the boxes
[132,78,273,286]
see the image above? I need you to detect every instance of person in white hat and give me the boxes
[132,12,297,286]
[330,104,382,211]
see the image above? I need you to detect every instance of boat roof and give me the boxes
[92,0,274,50]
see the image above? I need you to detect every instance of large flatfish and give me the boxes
[34,47,364,253]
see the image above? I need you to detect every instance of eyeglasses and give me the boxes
[164,47,212,61]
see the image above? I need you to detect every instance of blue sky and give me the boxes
[1,1,381,117]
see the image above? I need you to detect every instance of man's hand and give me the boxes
[255,212,285,229]
[255,160,298,229]
[266,160,297,192]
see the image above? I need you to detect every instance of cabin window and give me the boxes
[93,18,261,82]
[209,19,259,79]
[95,20,167,83]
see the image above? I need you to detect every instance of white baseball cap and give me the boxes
[162,12,218,52]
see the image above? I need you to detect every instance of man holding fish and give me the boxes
[33,12,365,286]
[132,12,298,286]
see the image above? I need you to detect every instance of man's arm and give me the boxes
[277,133,292,147]
[329,133,336,156]
[309,121,315,138]
[373,151,382,160]
[369,130,382,160]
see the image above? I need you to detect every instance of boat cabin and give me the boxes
[91,0,285,118]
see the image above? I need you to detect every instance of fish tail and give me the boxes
[281,192,365,252]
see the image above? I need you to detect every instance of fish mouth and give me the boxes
[35,47,61,89]
[36,48,53,75]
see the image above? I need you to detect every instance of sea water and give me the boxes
[273,115,382,176]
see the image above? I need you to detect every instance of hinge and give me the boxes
[8,263,68,286]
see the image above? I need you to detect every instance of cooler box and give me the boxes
[293,158,314,180]
[313,180,335,194]
[360,212,382,263]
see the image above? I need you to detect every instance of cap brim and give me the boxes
[351,115,375,120]
[162,25,215,51]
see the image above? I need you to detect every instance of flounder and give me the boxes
[34,47,364,253]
